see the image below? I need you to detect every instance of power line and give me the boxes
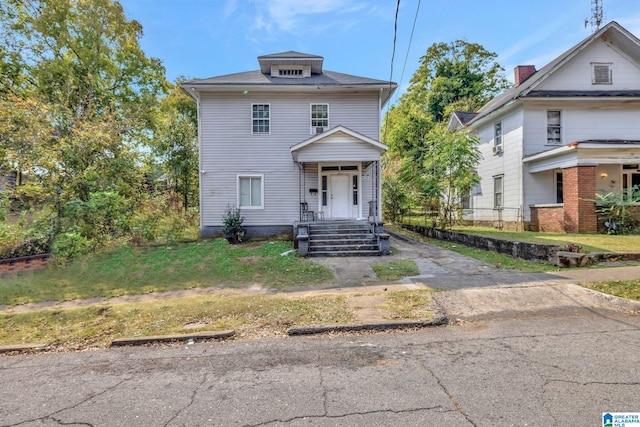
[389,0,400,84]
[395,0,421,105]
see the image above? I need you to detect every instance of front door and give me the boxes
[330,174,350,218]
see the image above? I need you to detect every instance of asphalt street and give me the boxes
[2,306,639,426]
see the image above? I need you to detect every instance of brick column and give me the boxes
[562,166,597,234]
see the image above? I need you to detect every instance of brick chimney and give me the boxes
[514,65,536,86]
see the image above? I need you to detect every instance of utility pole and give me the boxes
[585,0,604,31]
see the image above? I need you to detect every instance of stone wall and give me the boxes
[401,224,561,264]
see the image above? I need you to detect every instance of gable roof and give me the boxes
[466,21,640,126]
[290,125,387,154]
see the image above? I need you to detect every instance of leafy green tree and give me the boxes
[409,40,510,123]
[0,0,168,237]
[382,40,505,227]
[153,77,199,211]
[419,126,480,227]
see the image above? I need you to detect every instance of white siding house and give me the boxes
[183,52,396,238]
[451,22,640,233]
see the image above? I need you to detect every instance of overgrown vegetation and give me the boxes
[222,206,246,244]
[0,0,199,262]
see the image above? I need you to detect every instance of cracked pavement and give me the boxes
[2,308,639,426]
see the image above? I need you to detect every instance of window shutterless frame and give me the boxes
[237,174,264,209]
[493,175,503,209]
[251,104,270,135]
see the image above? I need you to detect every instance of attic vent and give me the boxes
[592,63,612,84]
[279,68,303,76]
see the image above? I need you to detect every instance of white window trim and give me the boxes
[310,103,329,134]
[493,175,504,209]
[237,174,264,209]
[546,110,563,145]
[591,62,612,85]
[251,103,271,135]
[493,121,503,154]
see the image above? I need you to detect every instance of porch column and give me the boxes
[562,165,597,234]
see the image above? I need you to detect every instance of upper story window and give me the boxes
[252,104,270,134]
[547,110,562,145]
[493,121,503,154]
[591,62,612,84]
[311,104,329,134]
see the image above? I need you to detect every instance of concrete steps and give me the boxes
[307,220,379,257]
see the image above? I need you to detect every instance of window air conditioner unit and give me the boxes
[315,126,325,134]
[493,145,503,154]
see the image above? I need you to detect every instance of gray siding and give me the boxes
[199,91,382,227]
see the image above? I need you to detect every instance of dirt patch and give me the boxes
[347,294,389,323]
[237,256,267,264]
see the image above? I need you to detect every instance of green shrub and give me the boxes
[51,232,91,262]
[222,206,245,244]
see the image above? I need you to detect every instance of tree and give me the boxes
[0,0,168,238]
[382,40,505,227]
[419,125,480,227]
[153,77,198,211]
[408,40,510,123]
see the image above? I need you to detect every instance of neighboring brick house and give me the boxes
[449,21,640,233]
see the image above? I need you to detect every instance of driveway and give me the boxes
[308,230,640,321]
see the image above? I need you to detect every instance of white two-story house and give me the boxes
[183,52,396,241]
[450,21,640,234]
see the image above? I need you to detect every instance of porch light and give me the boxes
[600,173,608,179]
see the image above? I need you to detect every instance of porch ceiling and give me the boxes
[524,141,640,173]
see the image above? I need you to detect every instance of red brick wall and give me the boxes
[530,206,565,233]
[563,166,597,234]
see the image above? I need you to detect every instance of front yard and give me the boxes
[0,239,334,306]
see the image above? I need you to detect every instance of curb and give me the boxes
[0,344,48,354]
[110,330,235,347]
[287,316,449,336]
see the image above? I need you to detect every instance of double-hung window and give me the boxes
[311,104,328,133]
[494,175,503,209]
[547,110,562,145]
[494,122,503,153]
[252,104,270,134]
[238,175,263,209]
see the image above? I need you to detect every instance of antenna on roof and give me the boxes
[585,0,604,32]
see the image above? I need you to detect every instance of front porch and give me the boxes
[525,141,640,233]
[290,125,389,255]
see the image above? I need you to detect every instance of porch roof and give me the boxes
[523,140,640,173]
[290,125,388,163]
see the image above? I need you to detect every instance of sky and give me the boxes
[118,0,640,106]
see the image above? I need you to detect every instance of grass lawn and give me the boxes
[371,259,420,281]
[0,239,335,306]
[451,226,640,254]
[0,292,354,350]
[580,279,640,301]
